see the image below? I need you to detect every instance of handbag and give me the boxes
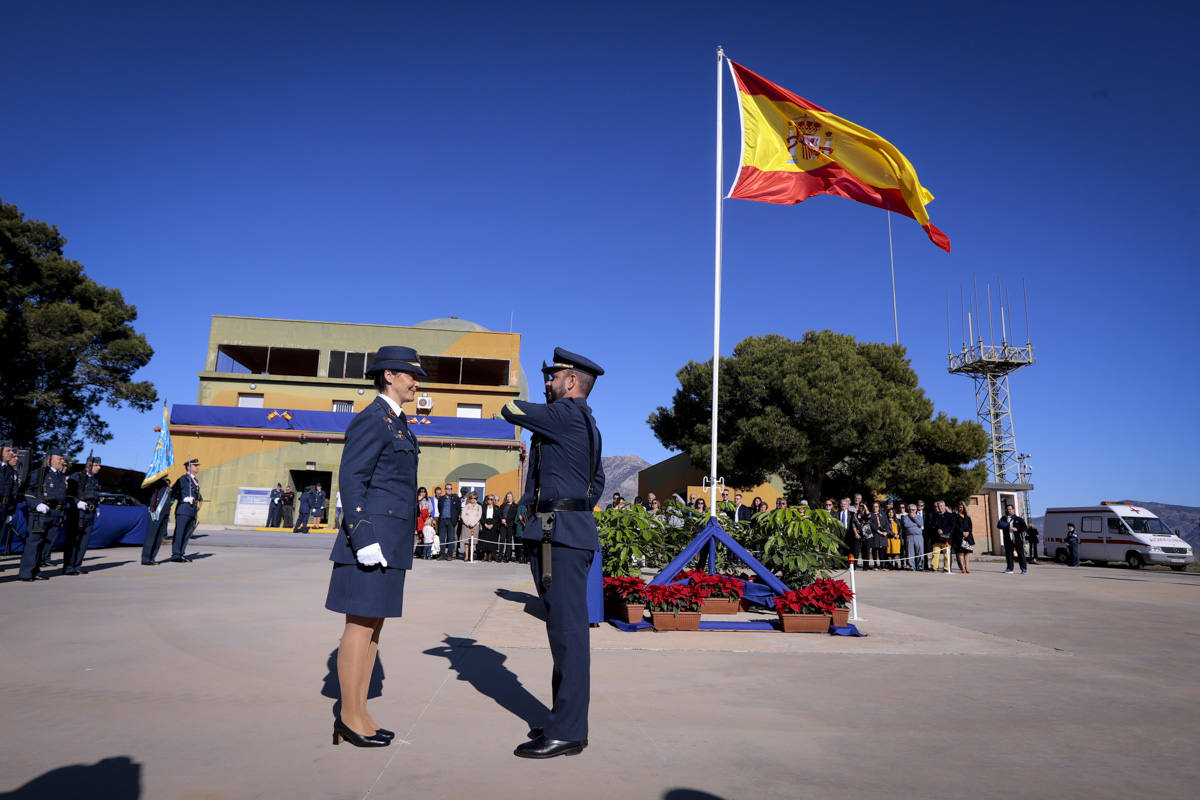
[960,539,974,552]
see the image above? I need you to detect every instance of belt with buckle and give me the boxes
[536,498,590,513]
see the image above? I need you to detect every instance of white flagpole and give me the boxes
[709,46,726,518]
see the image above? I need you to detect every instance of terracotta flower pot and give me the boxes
[777,612,832,633]
[650,610,702,631]
[700,596,741,615]
[616,602,646,624]
[832,607,850,627]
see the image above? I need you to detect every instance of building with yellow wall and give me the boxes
[167,316,529,525]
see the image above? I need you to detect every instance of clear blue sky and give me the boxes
[4,0,1197,515]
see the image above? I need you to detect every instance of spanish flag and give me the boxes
[728,60,950,253]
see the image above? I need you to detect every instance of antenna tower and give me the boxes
[947,280,1034,484]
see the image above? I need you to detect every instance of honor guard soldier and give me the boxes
[267,483,283,528]
[501,347,605,759]
[19,445,70,581]
[142,476,173,564]
[0,441,20,555]
[170,458,203,562]
[63,455,103,575]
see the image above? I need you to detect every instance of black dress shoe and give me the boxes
[514,734,586,759]
[170,556,187,563]
[142,561,157,565]
[332,719,389,747]
[63,570,80,576]
[375,728,395,740]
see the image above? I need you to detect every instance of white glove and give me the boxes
[183,496,194,504]
[272,498,279,504]
[77,501,88,510]
[356,542,388,567]
[36,503,50,513]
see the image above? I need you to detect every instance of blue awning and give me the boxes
[170,404,516,440]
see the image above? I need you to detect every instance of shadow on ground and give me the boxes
[0,755,140,799]
[494,588,545,621]
[423,635,547,730]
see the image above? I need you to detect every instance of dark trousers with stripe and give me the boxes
[527,542,594,742]
[172,511,197,559]
[19,514,63,579]
[143,511,172,563]
[64,513,95,572]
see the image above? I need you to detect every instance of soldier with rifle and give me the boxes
[18,445,70,581]
[63,454,103,575]
[501,347,605,759]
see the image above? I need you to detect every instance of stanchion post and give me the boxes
[849,554,863,621]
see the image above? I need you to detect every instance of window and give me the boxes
[417,355,510,386]
[237,393,264,408]
[456,403,483,419]
[328,350,375,380]
[332,400,354,413]
[216,344,318,377]
[1107,517,1123,534]
[1081,516,1102,534]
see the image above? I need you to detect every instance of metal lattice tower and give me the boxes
[947,283,1034,484]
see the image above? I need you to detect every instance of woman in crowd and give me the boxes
[498,491,518,563]
[855,501,873,568]
[415,487,433,559]
[693,497,708,515]
[479,494,499,562]
[954,500,974,574]
[460,491,482,562]
[752,497,765,516]
[886,506,902,569]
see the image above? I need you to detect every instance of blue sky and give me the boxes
[4,0,1197,515]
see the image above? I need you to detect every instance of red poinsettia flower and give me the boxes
[644,583,702,613]
[811,577,854,608]
[772,585,835,615]
[602,575,647,603]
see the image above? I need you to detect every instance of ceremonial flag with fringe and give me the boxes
[727,60,950,253]
[142,401,174,487]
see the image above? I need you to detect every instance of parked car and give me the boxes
[98,492,144,507]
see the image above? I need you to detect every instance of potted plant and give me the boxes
[644,583,702,631]
[684,570,746,615]
[811,577,854,627]
[771,586,834,633]
[602,575,648,624]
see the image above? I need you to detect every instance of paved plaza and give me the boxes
[1,529,1197,800]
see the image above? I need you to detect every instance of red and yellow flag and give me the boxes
[727,60,950,253]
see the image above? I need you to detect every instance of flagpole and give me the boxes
[888,212,899,345]
[709,46,726,518]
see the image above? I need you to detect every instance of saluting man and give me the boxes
[501,347,605,759]
[63,455,103,575]
[170,458,203,562]
[19,446,70,581]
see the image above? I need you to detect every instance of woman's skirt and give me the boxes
[887,536,902,556]
[326,563,407,618]
[478,527,498,556]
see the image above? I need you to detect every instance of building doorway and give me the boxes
[290,469,333,523]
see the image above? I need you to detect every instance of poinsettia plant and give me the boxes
[811,577,853,608]
[683,570,746,600]
[602,575,647,604]
[644,583,702,613]
[772,586,835,615]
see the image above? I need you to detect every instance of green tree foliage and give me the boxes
[0,199,157,454]
[648,331,987,505]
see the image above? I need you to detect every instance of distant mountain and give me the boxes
[600,455,649,503]
[1031,500,1200,548]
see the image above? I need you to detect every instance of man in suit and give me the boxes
[731,492,754,523]
[868,500,888,570]
[19,446,69,581]
[170,458,203,562]
[929,499,957,573]
[997,502,1029,574]
[502,347,605,759]
[437,482,460,560]
[142,477,173,565]
[63,455,102,575]
[294,486,313,533]
[266,483,283,528]
[835,497,859,561]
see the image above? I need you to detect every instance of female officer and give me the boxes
[325,346,425,748]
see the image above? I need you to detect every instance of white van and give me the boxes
[1042,502,1194,570]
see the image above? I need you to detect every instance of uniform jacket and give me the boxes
[25,467,69,531]
[69,470,102,516]
[0,462,20,510]
[298,490,313,515]
[172,473,203,518]
[502,396,604,551]
[330,395,419,569]
[148,480,174,522]
[313,489,326,512]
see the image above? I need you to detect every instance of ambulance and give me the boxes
[1041,502,1194,570]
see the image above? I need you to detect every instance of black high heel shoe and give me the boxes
[333,719,390,747]
[375,728,395,740]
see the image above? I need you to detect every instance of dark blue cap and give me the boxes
[184,457,200,467]
[366,346,427,377]
[45,444,66,457]
[542,347,604,378]
[87,455,101,466]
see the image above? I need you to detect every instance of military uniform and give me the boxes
[142,477,174,564]
[266,485,283,528]
[19,450,70,581]
[325,345,425,619]
[63,458,102,575]
[170,460,203,561]
[294,487,313,533]
[501,348,605,756]
[0,441,20,555]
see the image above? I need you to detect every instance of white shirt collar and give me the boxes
[377,393,403,417]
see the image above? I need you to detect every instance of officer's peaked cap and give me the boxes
[45,444,66,457]
[366,346,427,377]
[184,457,200,467]
[87,455,101,465]
[542,347,604,378]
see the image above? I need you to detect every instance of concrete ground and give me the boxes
[1,529,1197,800]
